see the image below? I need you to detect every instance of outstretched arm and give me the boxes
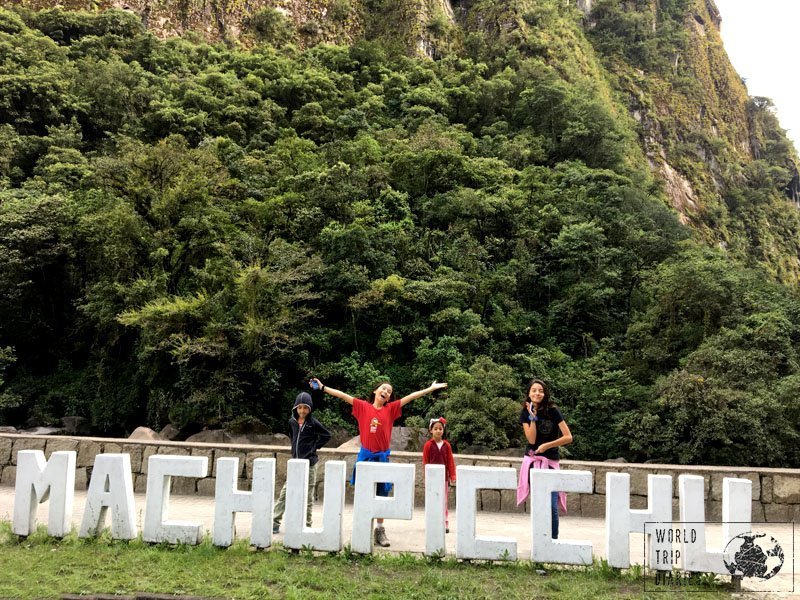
[310,378,355,405]
[398,381,447,407]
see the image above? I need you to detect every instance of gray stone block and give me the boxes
[171,476,198,496]
[0,437,12,465]
[141,445,159,473]
[76,440,102,468]
[772,475,800,504]
[12,438,46,464]
[102,442,122,454]
[275,452,292,486]
[762,476,773,503]
[121,444,144,473]
[1,465,16,485]
[344,484,355,504]
[197,477,216,496]
[500,488,526,513]
[314,479,324,502]
[704,500,722,522]
[480,489,501,512]
[158,445,191,457]
[565,492,579,514]
[474,459,513,469]
[45,438,79,456]
[751,501,766,523]
[580,493,605,518]
[74,467,88,491]
[764,503,793,522]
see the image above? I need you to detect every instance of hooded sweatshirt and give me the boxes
[289,392,332,466]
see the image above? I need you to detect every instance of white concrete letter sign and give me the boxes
[530,469,592,565]
[424,464,446,557]
[722,477,753,560]
[605,473,672,569]
[284,460,346,552]
[455,465,517,561]
[679,474,751,574]
[79,453,137,539]
[13,450,76,537]
[7,447,762,568]
[351,461,415,553]
[143,455,208,544]
[212,457,275,548]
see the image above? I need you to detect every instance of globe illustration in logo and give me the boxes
[723,532,784,580]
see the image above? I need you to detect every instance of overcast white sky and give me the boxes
[714,0,800,152]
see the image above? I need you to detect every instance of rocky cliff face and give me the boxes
[615,0,752,226]
[5,0,364,44]
[588,0,800,278]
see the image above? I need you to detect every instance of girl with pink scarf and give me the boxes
[516,378,573,538]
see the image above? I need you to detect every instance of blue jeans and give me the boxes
[551,491,559,539]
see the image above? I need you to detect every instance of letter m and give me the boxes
[13,450,76,537]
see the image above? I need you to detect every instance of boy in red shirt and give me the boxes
[310,377,447,547]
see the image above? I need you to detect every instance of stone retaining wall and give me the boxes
[1,433,798,522]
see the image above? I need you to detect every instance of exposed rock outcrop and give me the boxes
[660,162,698,225]
[129,426,162,441]
[185,429,232,444]
[159,423,182,441]
[62,416,90,435]
[786,168,800,204]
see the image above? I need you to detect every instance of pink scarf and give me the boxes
[516,453,568,512]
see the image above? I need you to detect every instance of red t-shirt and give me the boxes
[352,398,402,452]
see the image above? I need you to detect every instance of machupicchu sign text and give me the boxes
[12,450,755,572]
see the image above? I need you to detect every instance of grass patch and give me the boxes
[0,522,731,599]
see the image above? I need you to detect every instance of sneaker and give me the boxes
[373,526,390,547]
[272,524,280,534]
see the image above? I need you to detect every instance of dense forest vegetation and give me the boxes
[0,1,798,467]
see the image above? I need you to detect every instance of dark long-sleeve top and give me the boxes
[289,416,331,466]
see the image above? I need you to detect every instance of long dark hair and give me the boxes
[524,378,554,413]
[369,381,396,403]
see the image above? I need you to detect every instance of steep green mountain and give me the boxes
[0,0,797,466]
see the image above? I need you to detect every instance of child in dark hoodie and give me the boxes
[273,391,332,534]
